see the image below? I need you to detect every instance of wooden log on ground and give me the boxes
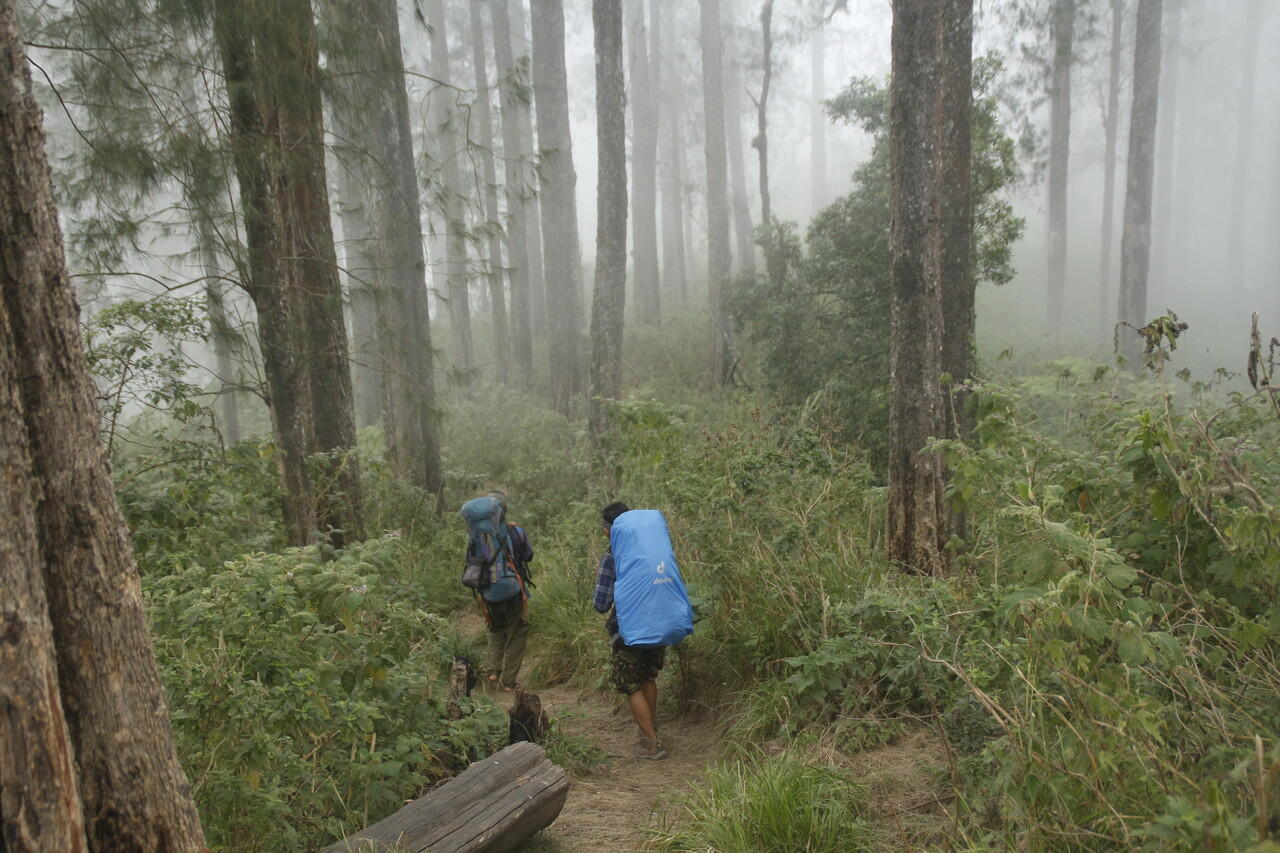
[324,741,569,853]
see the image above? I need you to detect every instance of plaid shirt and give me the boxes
[592,552,616,613]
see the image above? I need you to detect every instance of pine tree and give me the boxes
[470,0,512,384]
[425,0,474,372]
[1118,0,1162,366]
[590,0,628,437]
[213,0,363,546]
[0,4,207,844]
[700,0,733,385]
[629,0,660,323]
[1046,0,1075,341]
[531,0,585,414]
[326,0,442,494]
[491,0,535,378]
[887,0,973,575]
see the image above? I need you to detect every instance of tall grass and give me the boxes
[648,754,874,853]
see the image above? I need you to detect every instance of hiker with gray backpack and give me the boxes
[459,491,534,691]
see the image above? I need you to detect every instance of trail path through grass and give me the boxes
[523,682,721,851]
[455,610,718,852]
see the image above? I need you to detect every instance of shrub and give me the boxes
[146,535,508,851]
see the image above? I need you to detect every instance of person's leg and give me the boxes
[641,679,657,725]
[628,689,658,740]
[484,601,511,686]
[500,605,530,689]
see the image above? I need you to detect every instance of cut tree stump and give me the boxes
[323,741,569,852]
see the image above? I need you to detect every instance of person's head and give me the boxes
[600,501,629,534]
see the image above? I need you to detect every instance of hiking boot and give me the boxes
[636,735,667,760]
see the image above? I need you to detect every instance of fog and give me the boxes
[27,0,1280,388]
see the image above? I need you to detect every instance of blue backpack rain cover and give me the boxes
[609,510,694,647]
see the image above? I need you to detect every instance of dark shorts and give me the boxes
[609,644,665,696]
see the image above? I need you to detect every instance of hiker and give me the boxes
[461,490,534,692]
[593,501,694,760]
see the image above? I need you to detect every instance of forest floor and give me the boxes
[455,611,950,852]
[453,609,719,850]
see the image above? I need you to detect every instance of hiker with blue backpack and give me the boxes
[459,491,534,691]
[593,502,695,760]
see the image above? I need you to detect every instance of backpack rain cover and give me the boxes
[609,510,694,647]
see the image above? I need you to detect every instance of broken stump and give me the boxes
[323,741,568,853]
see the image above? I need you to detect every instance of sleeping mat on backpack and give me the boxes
[609,509,694,647]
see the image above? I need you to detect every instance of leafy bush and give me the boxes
[728,55,1023,469]
[146,536,508,851]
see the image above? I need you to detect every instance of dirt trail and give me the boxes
[529,683,720,851]
[454,612,719,852]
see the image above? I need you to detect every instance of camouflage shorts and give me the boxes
[609,644,665,696]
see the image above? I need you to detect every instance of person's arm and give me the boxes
[592,554,615,613]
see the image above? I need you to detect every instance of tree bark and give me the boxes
[200,233,242,445]
[328,0,442,494]
[1046,0,1073,342]
[700,0,732,385]
[757,0,783,290]
[1226,0,1262,296]
[809,19,826,216]
[471,0,512,383]
[333,152,384,430]
[887,0,972,575]
[1099,0,1123,340]
[425,0,474,372]
[657,0,689,302]
[492,0,535,380]
[1151,0,1180,289]
[1118,0,1162,366]
[724,0,754,278]
[590,0,628,437]
[215,0,364,547]
[0,3,207,845]
[629,0,660,323]
[531,0,584,414]
[510,0,549,338]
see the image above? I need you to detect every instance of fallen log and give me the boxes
[324,741,569,853]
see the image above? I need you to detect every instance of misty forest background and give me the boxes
[6,0,1280,850]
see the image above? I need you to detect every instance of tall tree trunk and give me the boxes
[657,0,689,302]
[492,0,534,379]
[1151,0,1180,289]
[810,19,826,216]
[510,0,549,337]
[1046,0,1074,342]
[1099,0,1123,340]
[199,225,242,445]
[0,4,207,845]
[215,0,363,546]
[724,0,754,277]
[333,155,384,429]
[700,0,732,384]
[887,0,972,575]
[329,0,442,494]
[531,0,584,414]
[471,0,512,383]
[1226,0,1262,294]
[590,0,628,437]
[757,0,783,289]
[938,0,975,442]
[629,0,661,322]
[426,0,474,371]
[1118,0,1163,366]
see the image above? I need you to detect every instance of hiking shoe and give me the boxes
[636,735,667,760]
